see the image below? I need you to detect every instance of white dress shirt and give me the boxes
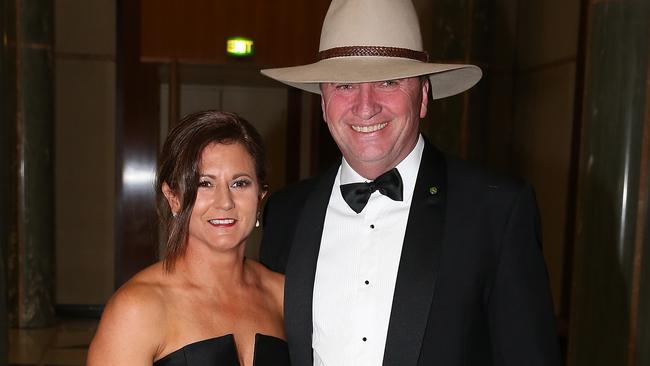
[312,135,425,366]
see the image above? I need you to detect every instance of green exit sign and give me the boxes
[227,37,254,57]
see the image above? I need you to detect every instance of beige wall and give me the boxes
[55,0,116,304]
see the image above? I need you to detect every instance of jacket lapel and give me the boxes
[382,142,447,366]
[284,164,339,366]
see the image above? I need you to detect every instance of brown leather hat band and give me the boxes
[319,46,429,62]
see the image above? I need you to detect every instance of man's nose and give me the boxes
[352,83,381,120]
[212,184,235,211]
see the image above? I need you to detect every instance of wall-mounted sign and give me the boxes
[226,37,254,57]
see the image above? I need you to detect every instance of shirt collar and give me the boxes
[340,134,424,200]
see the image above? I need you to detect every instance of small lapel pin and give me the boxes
[429,186,438,195]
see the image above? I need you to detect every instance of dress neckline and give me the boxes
[153,333,286,364]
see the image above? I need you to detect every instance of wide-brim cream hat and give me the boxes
[261,0,482,99]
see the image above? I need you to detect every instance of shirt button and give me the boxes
[362,337,367,342]
[370,224,375,229]
[364,280,370,285]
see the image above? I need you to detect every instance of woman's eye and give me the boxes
[231,179,251,189]
[198,180,212,188]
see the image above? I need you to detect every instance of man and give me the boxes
[259,0,561,365]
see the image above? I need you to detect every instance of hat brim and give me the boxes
[261,57,482,99]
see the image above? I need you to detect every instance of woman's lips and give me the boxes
[208,218,236,227]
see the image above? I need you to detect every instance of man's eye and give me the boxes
[231,179,251,189]
[334,84,353,90]
[379,80,399,88]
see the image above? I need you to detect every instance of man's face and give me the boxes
[320,77,429,179]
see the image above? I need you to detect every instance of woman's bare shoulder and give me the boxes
[87,262,169,365]
[110,263,169,315]
[248,259,285,308]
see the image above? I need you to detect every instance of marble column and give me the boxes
[1,0,55,329]
[0,0,12,361]
[568,1,650,365]
[0,0,16,366]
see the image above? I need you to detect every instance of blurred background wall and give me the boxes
[55,0,116,309]
[0,0,648,365]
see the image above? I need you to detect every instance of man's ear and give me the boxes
[420,78,430,119]
[321,94,328,122]
[162,182,181,215]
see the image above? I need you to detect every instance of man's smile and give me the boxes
[351,122,388,133]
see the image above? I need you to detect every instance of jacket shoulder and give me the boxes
[445,155,528,196]
[266,176,321,210]
[259,172,334,273]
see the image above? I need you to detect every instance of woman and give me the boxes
[88,111,288,366]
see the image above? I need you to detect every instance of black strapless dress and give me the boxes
[153,334,290,366]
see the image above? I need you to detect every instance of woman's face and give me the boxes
[186,142,264,253]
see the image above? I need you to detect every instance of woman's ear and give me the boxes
[259,185,269,202]
[162,182,181,215]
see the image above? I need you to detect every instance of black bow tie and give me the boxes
[340,168,404,214]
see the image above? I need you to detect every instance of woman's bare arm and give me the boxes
[87,282,166,366]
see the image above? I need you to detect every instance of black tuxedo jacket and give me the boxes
[260,142,561,366]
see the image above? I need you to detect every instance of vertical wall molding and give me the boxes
[562,0,591,336]
[115,0,160,287]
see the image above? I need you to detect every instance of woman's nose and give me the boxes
[352,83,381,120]
[212,185,234,211]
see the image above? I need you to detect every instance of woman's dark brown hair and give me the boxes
[156,110,268,271]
